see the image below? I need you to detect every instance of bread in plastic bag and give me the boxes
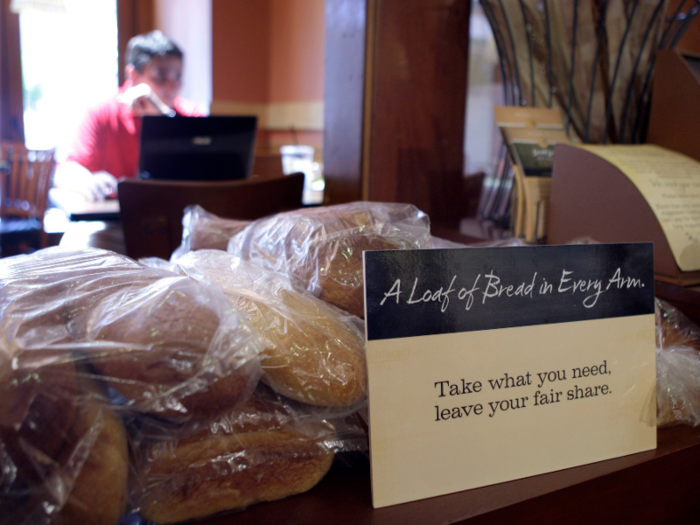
[227,202,432,317]
[170,250,367,408]
[2,372,128,525]
[655,298,700,427]
[51,375,129,525]
[133,385,367,524]
[172,205,251,259]
[0,248,262,421]
[1,360,80,525]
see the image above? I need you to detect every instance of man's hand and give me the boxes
[54,162,119,201]
[87,171,119,200]
[117,83,175,117]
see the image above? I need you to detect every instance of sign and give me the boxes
[579,145,700,271]
[363,244,657,508]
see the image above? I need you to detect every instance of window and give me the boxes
[17,0,118,156]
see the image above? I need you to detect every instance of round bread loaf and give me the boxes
[656,299,700,350]
[0,248,260,421]
[176,205,251,255]
[175,251,367,407]
[0,250,90,487]
[298,234,406,318]
[227,202,431,317]
[89,277,255,420]
[190,216,251,251]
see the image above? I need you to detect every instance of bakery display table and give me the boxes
[197,425,700,525]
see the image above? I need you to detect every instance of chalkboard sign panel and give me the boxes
[364,243,654,341]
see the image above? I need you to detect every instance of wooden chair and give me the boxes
[252,153,285,178]
[118,172,305,260]
[0,141,55,256]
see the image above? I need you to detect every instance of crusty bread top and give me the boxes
[226,202,431,316]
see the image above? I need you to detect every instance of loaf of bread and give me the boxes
[174,250,367,407]
[0,368,127,525]
[136,388,340,524]
[0,353,78,487]
[0,247,262,421]
[655,299,700,427]
[52,377,129,525]
[174,204,251,255]
[227,202,432,317]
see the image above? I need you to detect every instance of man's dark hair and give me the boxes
[127,30,183,73]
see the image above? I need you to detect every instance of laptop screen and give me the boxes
[138,115,257,181]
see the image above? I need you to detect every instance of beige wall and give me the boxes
[155,0,212,113]
[212,0,271,104]
[270,0,325,102]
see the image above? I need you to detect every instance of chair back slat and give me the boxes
[0,142,55,222]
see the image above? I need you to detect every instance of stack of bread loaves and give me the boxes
[0,245,368,524]
[5,201,700,524]
[0,247,265,524]
[127,202,434,522]
[130,248,370,523]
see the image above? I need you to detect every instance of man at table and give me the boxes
[54,30,204,201]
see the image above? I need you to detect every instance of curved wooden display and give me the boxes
[547,144,700,284]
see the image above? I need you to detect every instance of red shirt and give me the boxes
[65,81,204,180]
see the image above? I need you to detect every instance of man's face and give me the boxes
[130,55,183,109]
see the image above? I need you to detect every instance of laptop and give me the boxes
[138,115,257,181]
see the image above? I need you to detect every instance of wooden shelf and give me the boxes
[197,424,700,525]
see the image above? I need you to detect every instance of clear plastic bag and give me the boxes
[0,247,263,524]
[227,201,432,317]
[1,373,130,525]
[429,236,527,249]
[655,298,700,427]
[429,236,468,249]
[131,385,367,524]
[0,247,262,419]
[169,249,367,409]
[172,205,251,260]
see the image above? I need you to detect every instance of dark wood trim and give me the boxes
[116,0,155,85]
[323,0,471,228]
[367,0,469,213]
[0,0,24,142]
[323,0,369,205]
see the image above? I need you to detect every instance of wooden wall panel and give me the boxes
[323,0,470,225]
[0,0,24,142]
[323,0,368,204]
[117,0,155,85]
[368,0,470,224]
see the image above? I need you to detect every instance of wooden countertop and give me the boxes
[196,424,700,525]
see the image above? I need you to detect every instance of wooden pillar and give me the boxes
[0,0,24,142]
[117,0,155,84]
[323,0,470,227]
[323,0,368,204]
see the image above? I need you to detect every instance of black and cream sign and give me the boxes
[363,244,657,508]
